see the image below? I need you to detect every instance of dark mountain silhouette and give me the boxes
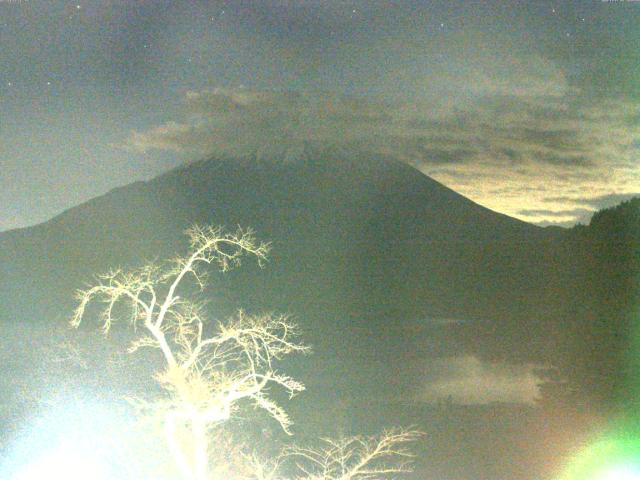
[0,147,637,479]
[0,148,564,364]
[0,147,555,317]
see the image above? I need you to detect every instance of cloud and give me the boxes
[128,122,198,153]
[516,208,595,226]
[534,219,585,228]
[416,148,478,165]
[126,88,398,158]
[124,86,640,226]
[466,55,570,99]
[544,193,640,210]
[536,152,592,167]
[517,208,595,218]
[419,355,544,406]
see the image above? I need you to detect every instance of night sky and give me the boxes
[1,0,639,231]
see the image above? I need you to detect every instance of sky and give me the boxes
[0,0,639,231]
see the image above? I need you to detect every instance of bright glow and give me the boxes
[558,434,640,480]
[0,395,158,480]
[599,466,640,480]
[13,442,108,480]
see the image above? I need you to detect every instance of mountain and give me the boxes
[0,147,553,316]
[0,148,565,365]
[1,147,637,479]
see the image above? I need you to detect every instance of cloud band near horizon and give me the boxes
[126,86,640,227]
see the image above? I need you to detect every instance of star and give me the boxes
[440,23,445,28]
[76,4,81,9]
[47,81,51,86]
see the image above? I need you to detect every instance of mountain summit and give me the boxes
[0,147,559,346]
[1,148,637,479]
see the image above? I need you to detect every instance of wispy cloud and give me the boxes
[516,207,595,226]
[126,88,396,157]
[419,355,544,406]
[543,193,640,209]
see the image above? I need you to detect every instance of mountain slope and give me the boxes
[2,148,634,480]
[0,149,560,340]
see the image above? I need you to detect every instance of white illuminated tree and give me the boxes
[71,225,422,480]
[71,226,307,480]
[287,429,423,480]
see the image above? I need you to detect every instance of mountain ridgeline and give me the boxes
[0,150,638,409]
[1,150,639,480]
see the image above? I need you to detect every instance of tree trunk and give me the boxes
[193,416,209,480]
[165,411,194,480]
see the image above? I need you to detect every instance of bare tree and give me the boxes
[202,428,423,480]
[71,224,422,480]
[71,225,308,480]
[287,429,423,480]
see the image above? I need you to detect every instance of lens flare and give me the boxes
[559,435,640,480]
[13,442,109,480]
[600,465,640,480]
[0,395,152,480]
